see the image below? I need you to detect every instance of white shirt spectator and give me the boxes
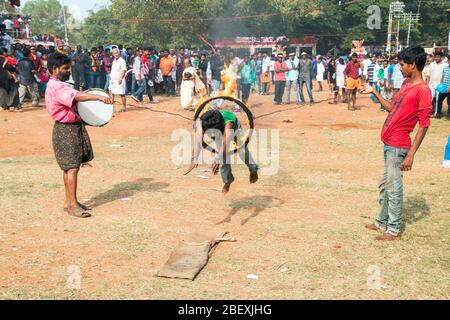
[269,60,275,72]
[3,19,13,30]
[429,61,449,87]
[285,57,299,81]
[392,63,404,89]
[262,56,271,73]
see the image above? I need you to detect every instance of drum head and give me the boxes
[78,89,113,127]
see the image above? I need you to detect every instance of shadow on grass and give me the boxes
[404,196,431,225]
[216,195,284,226]
[87,178,169,208]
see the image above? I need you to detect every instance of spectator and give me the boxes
[39,67,49,97]
[435,58,450,119]
[102,48,113,92]
[0,24,13,51]
[72,45,88,91]
[3,17,13,36]
[160,49,175,96]
[273,53,287,105]
[239,56,254,104]
[285,52,299,105]
[0,47,19,111]
[13,15,21,39]
[255,52,263,94]
[316,55,326,92]
[343,52,361,111]
[327,58,338,104]
[209,51,223,97]
[17,47,40,108]
[335,57,347,103]
[131,48,146,103]
[298,52,314,106]
[429,52,449,117]
[109,47,127,113]
[391,56,405,98]
[87,47,100,89]
[29,45,40,70]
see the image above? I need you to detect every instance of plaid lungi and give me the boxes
[52,121,94,171]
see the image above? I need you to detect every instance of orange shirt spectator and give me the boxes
[160,56,175,76]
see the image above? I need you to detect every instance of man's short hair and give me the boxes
[48,52,72,73]
[435,51,444,57]
[351,53,358,58]
[398,46,427,71]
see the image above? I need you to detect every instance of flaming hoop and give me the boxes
[194,96,254,154]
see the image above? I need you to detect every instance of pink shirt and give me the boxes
[45,78,80,123]
[274,61,287,81]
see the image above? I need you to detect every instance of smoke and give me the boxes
[208,1,250,39]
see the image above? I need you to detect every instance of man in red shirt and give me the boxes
[344,53,361,111]
[273,53,287,105]
[360,46,431,241]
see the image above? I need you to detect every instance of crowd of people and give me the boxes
[0,14,31,39]
[1,31,449,118]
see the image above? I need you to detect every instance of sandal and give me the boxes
[68,207,91,218]
[64,203,92,212]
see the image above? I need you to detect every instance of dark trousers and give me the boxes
[146,79,154,102]
[89,72,100,89]
[99,71,106,90]
[73,69,86,91]
[241,83,251,103]
[163,75,175,95]
[274,81,285,104]
[237,79,243,99]
[433,92,450,115]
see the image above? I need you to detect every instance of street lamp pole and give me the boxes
[60,0,69,44]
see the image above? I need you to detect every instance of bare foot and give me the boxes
[249,171,258,184]
[222,183,232,194]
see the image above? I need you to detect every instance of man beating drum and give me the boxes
[45,52,112,218]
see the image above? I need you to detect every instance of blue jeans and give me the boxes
[89,72,100,89]
[370,81,379,103]
[215,135,258,184]
[211,79,221,94]
[286,79,299,103]
[375,144,409,236]
[131,74,137,96]
[133,79,147,101]
[104,74,111,92]
[299,78,314,103]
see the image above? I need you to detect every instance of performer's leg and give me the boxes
[65,168,79,210]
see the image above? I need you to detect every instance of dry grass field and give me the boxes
[0,88,449,299]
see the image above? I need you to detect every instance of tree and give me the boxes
[75,0,449,52]
[21,0,69,37]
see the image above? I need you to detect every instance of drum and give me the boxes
[78,89,113,127]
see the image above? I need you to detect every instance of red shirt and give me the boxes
[274,61,287,81]
[381,80,432,149]
[141,53,148,65]
[344,61,360,79]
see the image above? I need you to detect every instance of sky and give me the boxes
[20,0,111,20]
